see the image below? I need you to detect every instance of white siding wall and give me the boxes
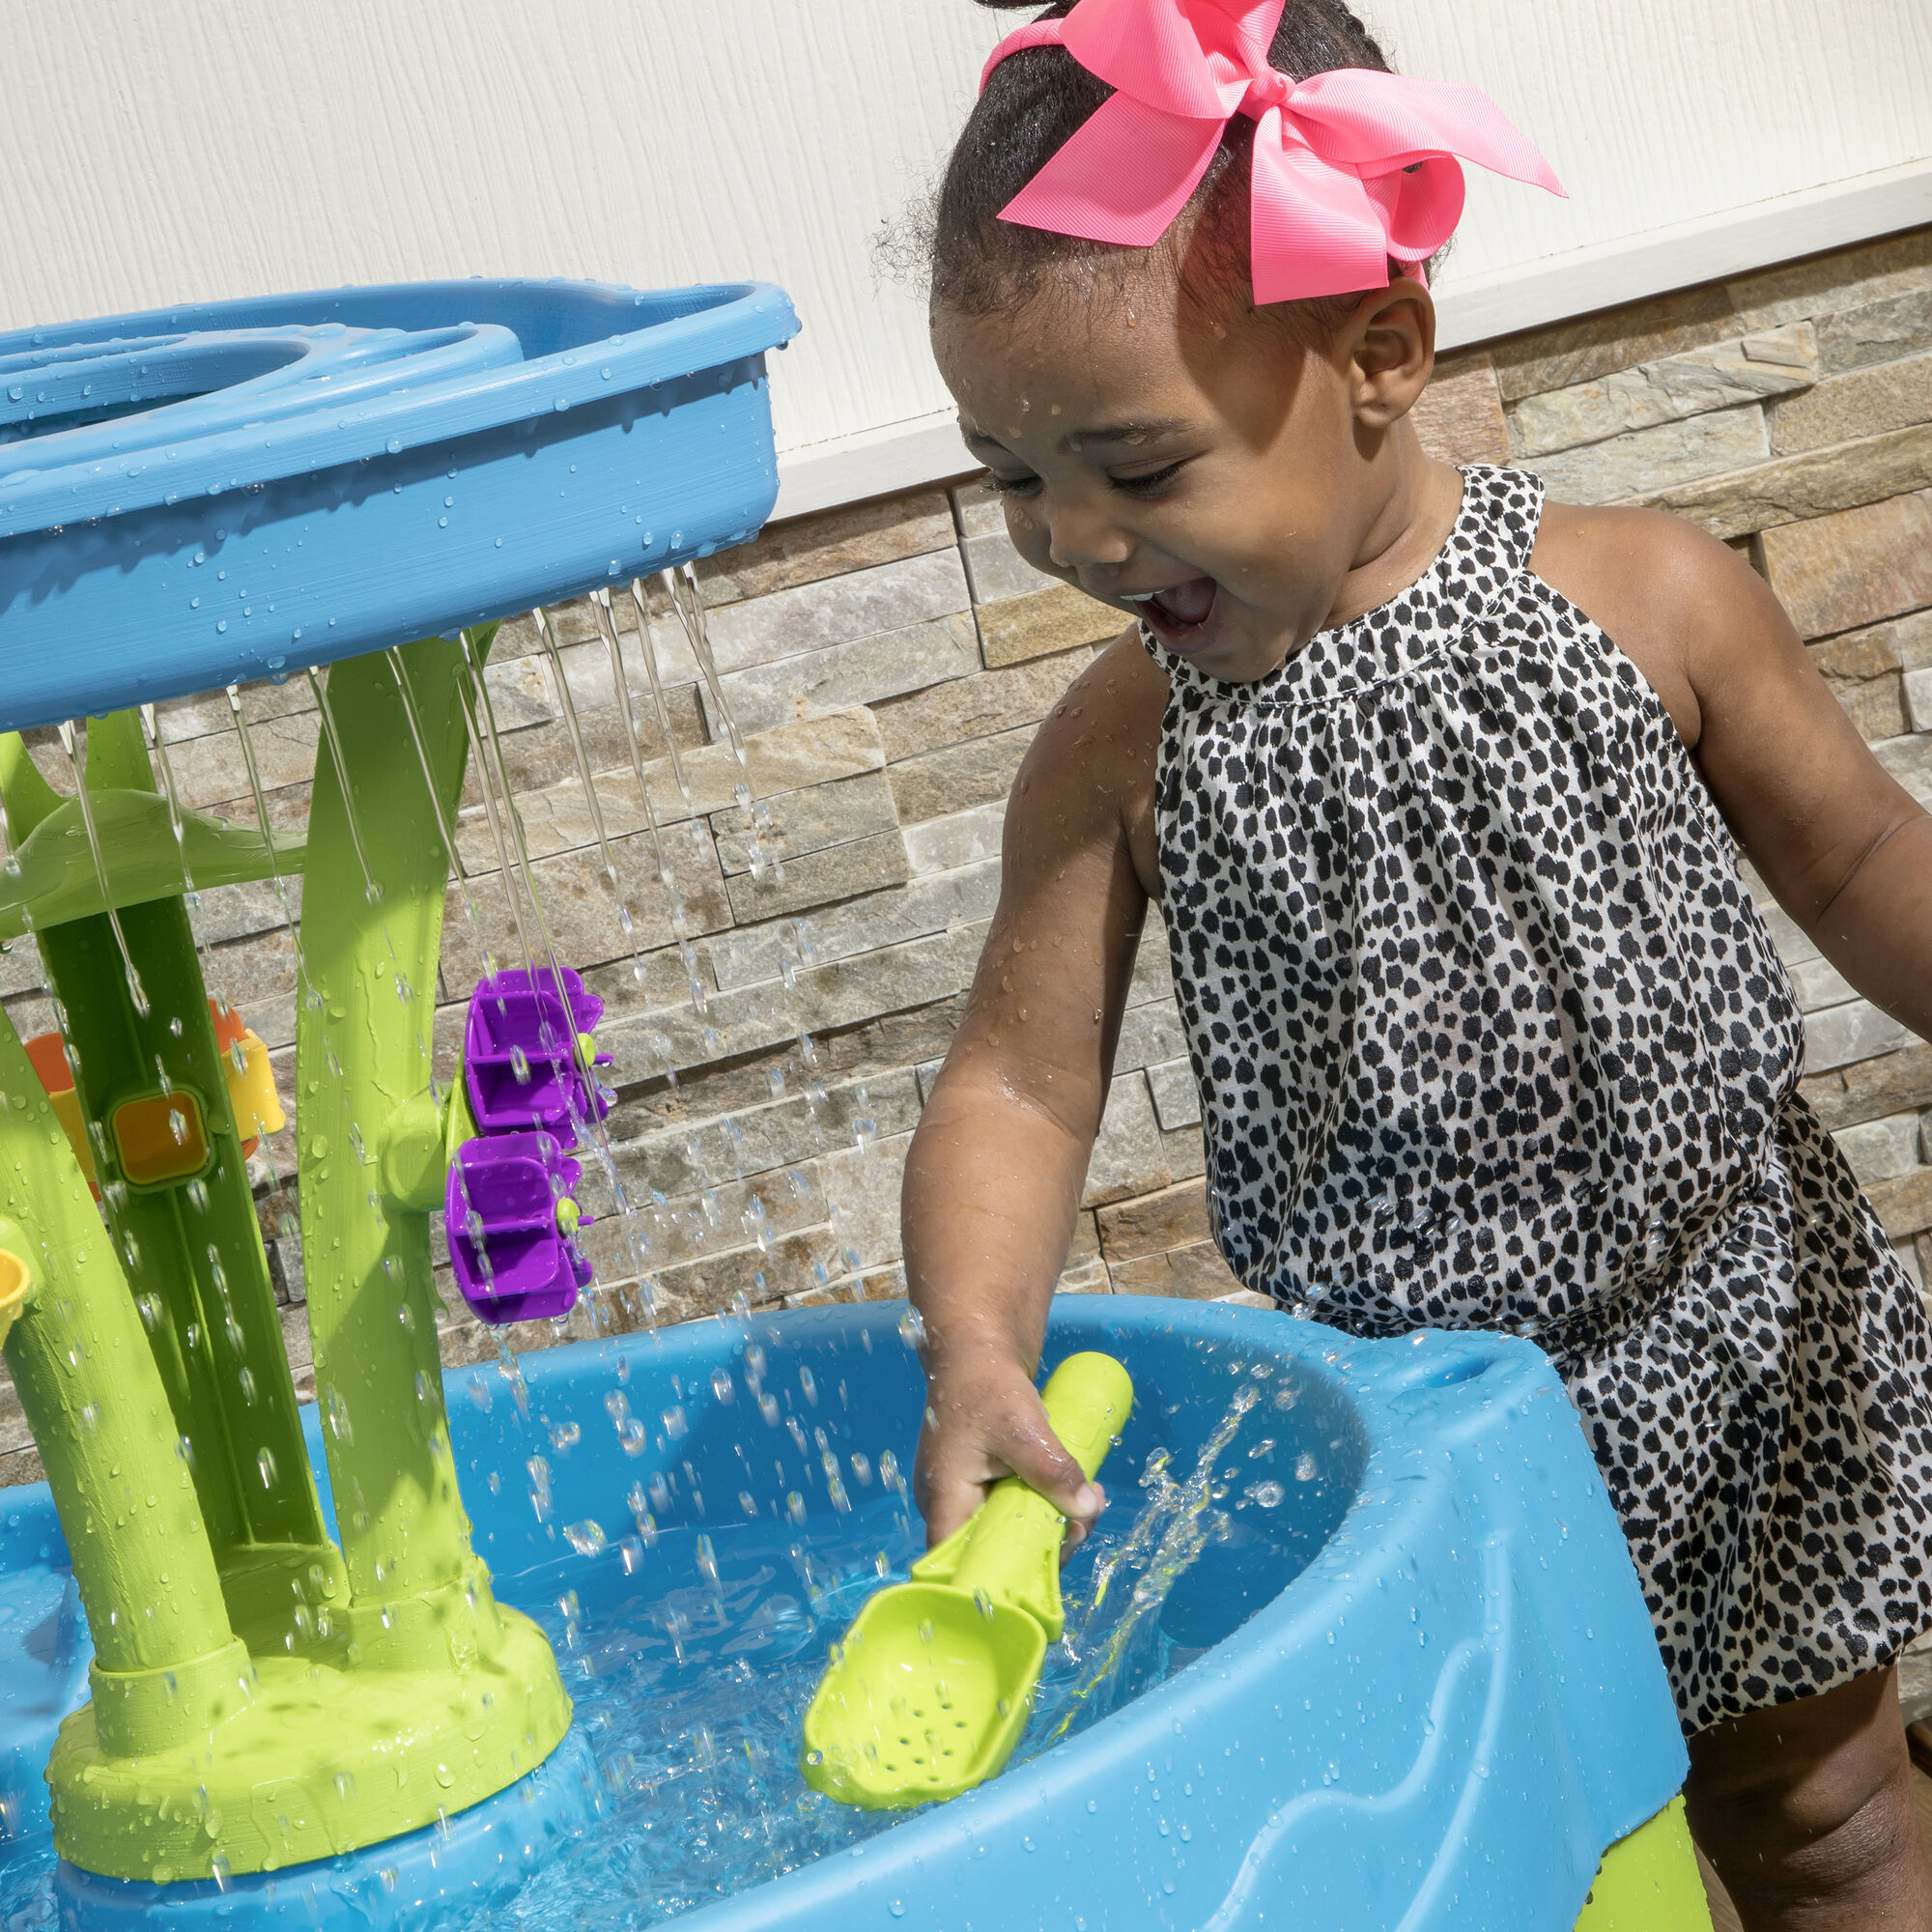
[4,0,1929,506]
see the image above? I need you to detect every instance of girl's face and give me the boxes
[932,274,1427,683]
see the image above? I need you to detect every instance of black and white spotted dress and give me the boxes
[1144,465,1932,1733]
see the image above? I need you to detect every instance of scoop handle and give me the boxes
[1039,1350,1134,1478]
[946,1352,1133,1621]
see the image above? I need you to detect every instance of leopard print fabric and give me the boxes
[1143,465,1932,1731]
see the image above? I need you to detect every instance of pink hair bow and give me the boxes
[980,0,1565,303]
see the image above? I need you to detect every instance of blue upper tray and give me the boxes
[0,279,800,730]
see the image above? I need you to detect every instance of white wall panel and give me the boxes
[4,1,1929,498]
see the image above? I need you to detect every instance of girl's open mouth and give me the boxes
[1133,578,1218,651]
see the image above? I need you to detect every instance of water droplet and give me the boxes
[563,1520,606,1556]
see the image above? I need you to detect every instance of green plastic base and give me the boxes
[1576,1798,1713,1930]
[0,638,580,1885]
[48,1595,570,1883]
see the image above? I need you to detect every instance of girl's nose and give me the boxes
[1044,499,1133,572]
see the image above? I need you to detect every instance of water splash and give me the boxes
[1046,1383,1258,1745]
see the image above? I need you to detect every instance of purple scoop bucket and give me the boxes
[464,965,613,1137]
[446,1131,594,1324]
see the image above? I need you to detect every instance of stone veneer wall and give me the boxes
[4,222,1932,1488]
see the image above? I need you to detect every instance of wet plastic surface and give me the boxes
[0,1296,1687,1929]
[0,279,799,730]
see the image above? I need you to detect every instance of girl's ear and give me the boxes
[1343,277,1436,430]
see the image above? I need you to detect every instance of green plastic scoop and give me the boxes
[801,1350,1133,1809]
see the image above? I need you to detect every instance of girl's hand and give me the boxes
[914,1348,1105,1553]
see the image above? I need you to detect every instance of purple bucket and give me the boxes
[446,1130,593,1324]
[463,966,612,1138]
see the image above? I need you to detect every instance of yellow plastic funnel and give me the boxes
[801,1350,1132,1809]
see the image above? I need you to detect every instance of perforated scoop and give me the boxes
[801,1350,1133,1809]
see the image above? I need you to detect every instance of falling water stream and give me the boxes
[52,722,150,1017]
[224,685,315,1012]
[383,648,497,999]
[458,631,656,1333]
[139,703,237,1032]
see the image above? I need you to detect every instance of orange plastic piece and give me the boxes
[112,1090,209,1186]
[23,1033,72,1095]
[22,1032,100,1196]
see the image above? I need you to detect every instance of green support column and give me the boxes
[0,1042,249,1718]
[4,714,346,1638]
[298,640,470,1605]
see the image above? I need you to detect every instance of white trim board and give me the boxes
[771,159,1932,525]
[1434,157,1932,350]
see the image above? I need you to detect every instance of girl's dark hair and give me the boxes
[933,0,1402,327]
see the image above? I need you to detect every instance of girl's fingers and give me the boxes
[914,1371,1113,1552]
[995,1395,1103,1528]
[914,1448,994,1547]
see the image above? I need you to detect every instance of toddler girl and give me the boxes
[901,2,1932,1925]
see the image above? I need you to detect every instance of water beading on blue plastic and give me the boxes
[0,1295,1688,1930]
[0,279,799,730]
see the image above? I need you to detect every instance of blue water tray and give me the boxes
[0,1297,1686,1929]
[0,278,799,731]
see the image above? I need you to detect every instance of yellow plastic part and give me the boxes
[209,998,284,1151]
[803,1351,1133,1809]
[110,1089,209,1186]
[225,1028,285,1138]
[1576,1797,1713,1929]
[0,1243,33,1350]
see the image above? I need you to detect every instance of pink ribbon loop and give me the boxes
[980,0,1565,304]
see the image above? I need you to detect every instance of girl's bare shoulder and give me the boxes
[1010,628,1168,895]
[1528,497,1772,749]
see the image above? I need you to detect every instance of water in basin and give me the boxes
[0,1332,1336,1930]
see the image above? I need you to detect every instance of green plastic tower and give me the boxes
[0,634,572,1882]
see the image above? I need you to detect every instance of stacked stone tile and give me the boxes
[3,223,1930,1486]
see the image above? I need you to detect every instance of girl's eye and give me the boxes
[983,472,1041,497]
[1110,461,1185,497]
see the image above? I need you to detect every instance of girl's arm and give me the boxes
[903,639,1159,1547]
[1536,506,1932,1038]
